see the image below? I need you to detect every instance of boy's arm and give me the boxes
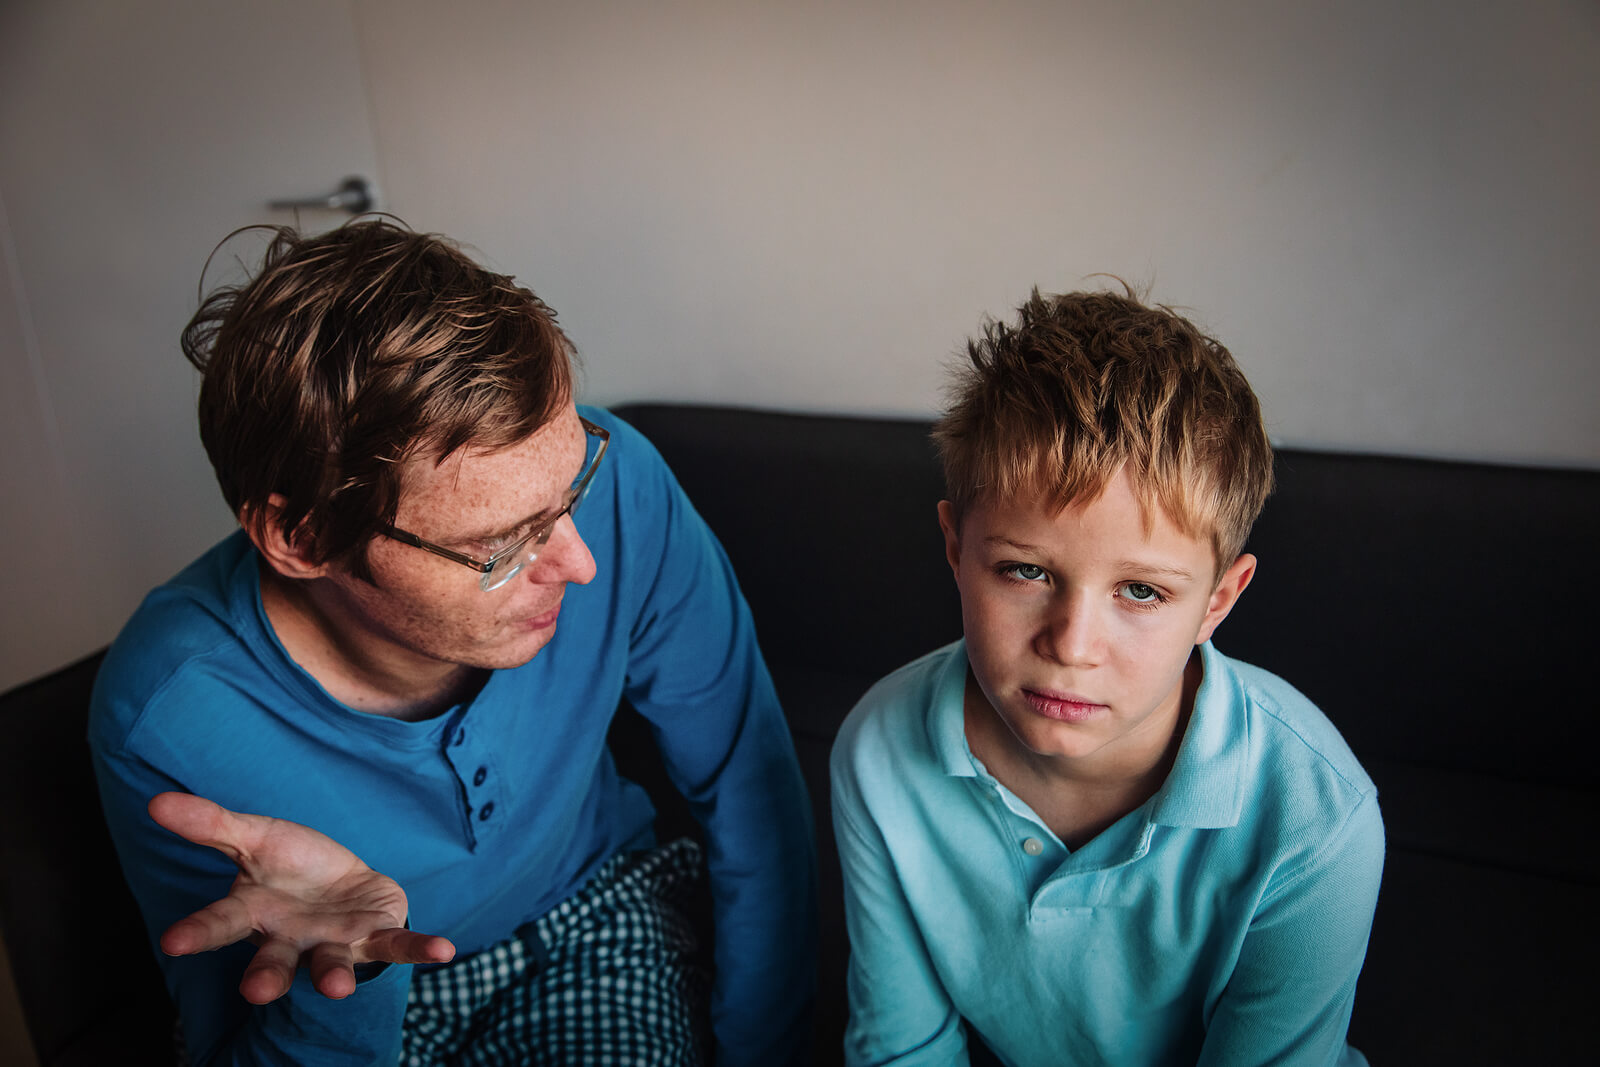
[830,734,969,1067]
[1197,793,1385,1067]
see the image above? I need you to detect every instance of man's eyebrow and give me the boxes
[451,506,558,544]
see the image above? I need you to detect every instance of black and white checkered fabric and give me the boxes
[402,837,710,1066]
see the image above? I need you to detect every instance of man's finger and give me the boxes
[160,894,257,957]
[309,941,357,1000]
[240,936,301,1005]
[360,926,456,966]
[147,791,262,867]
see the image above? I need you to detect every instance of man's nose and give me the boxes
[529,514,597,586]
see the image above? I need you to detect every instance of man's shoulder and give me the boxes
[90,533,266,751]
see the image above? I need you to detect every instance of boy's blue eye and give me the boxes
[1004,563,1047,582]
[1119,582,1161,603]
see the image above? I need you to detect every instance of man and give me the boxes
[89,219,816,1065]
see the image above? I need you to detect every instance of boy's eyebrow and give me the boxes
[1112,560,1197,582]
[982,537,1198,583]
[983,535,1045,552]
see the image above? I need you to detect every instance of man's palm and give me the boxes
[149,792,455,1003]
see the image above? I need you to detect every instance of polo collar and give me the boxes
[926,640,1248,829]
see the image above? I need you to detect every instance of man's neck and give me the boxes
[258,564,483,721]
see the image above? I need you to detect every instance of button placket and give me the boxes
[440,711,499,846]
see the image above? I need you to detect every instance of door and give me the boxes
[0,0,382,688]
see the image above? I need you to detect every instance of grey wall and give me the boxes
[2,0,1596,689]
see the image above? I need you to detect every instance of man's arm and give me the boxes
[93,748,451,1067]
[1197,794,1385,1067]
[830,724,969,1067]
[612,421,817,1065]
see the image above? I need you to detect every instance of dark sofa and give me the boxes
[2,402,1595,1065]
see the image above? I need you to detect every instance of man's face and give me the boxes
[322,404,598,673]
[940,467,1252,774]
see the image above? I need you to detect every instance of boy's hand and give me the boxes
[148,791,456,1004]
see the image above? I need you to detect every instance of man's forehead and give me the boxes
[399,407,585,502]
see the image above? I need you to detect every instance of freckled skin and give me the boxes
[941,468,1254,789]
[260,404,597,717]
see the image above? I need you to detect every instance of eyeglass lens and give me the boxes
[480,429,604,591]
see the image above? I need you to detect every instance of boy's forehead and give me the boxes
[966,471,1216,560]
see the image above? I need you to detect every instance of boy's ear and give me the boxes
[937,500,962,576]
[242,495,333,581]
[1195,553,1256,645]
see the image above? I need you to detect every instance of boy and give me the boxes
[830,287,1384,1065]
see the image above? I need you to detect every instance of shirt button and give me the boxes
[473,766,487,786]
[478,801,495,821]
[1022,837,1044,856]
[454,727,467,746]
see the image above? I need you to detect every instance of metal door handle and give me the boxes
[269,176,377,214]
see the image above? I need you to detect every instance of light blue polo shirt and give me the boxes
[830,640,1383,1067]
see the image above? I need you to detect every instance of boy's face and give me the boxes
[940,467,1254,775]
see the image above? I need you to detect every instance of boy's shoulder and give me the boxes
[1217,649,1374,796]
[831,640,965,785]
[1186,646,1380,858]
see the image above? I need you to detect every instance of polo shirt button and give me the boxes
[1022,837,1044,856]
[473,766,487,786]
[478,801,495,821]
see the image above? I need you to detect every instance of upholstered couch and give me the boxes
[2,402,1594,1065]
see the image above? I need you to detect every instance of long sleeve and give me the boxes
[90,744,411,1067]
[618,433,818,1065]
[1195,792,1385,1067]
[830,746,967,1067]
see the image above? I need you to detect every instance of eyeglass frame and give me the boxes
[378,416,610,591]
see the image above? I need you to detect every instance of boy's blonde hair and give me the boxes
[933,285,1274,577]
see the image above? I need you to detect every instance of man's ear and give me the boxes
[937,500,962,577]
[1195,553,1256,645]
[242,495,332,581]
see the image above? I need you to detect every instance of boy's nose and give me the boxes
[527,515,597,587]
[1035,594,1100,666]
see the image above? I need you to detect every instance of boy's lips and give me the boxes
[1022,687,1106,723]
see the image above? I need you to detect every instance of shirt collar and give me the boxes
[926,639,1248,828]
[928,640,981,778]
[1148,641,1248,829]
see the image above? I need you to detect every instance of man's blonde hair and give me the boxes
[933,285,1274,577]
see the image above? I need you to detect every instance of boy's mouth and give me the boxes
[1022,688,1105,723]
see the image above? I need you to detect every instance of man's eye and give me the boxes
[1119,582,1161,603]
[1002,563,1047,582]
[478,527,531,555]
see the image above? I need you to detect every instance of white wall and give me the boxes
[356,0,1599,464]
[2,0,1596,688]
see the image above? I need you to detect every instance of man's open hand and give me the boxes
[148,791,456,1004]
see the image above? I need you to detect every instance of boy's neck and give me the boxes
[963,653,1200,849]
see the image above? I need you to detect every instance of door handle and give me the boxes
[269,175,377,214]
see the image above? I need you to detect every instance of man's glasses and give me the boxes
[379,417,610,591]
